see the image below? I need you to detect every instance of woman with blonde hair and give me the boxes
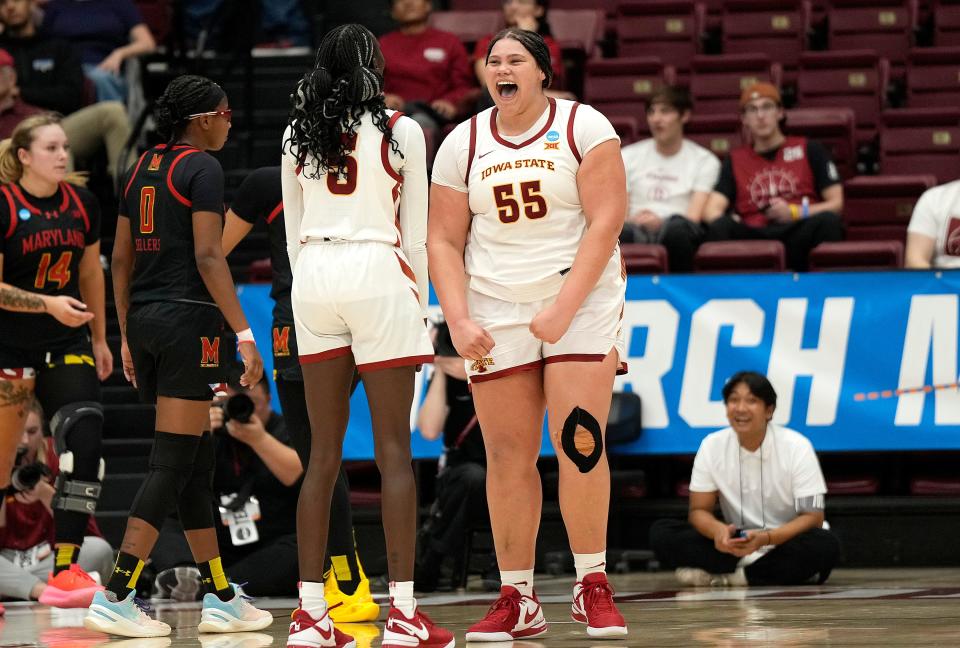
[0,112,112,608]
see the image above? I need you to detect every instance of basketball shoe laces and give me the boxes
[484,591,520,624]
[582,579,616,615]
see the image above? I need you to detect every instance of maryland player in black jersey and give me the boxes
[0,113,112,608]
[83,75,271,638]
[222,166,379,623]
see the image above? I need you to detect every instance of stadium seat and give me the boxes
[911,477,960,496]
[134,0,172,45]
[616,1,705,71]
[906,47,960,108]
[689,53,781,115]
[549,9,605,59]
[448,0,501,8]
[843,174,936,242]
[607,115,641,145]
[693,240,787,272]
[827,0,918,68]
[248,258,272,283]
[683,113,743,158]
[932,0,960,46]
[584,57,675,118]
[879,107,960,183]
[796,50,889,143]
[825,476,881,495]
[620,243,669,273]
[807,240,904,270]
[784,107,857,180]
[428,10,503,47]
[721,0,811,76]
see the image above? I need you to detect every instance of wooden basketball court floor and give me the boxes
[3,568,959,647]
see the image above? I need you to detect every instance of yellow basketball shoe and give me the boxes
[324,566,380,623]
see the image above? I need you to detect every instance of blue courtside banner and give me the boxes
[239,270,960,458]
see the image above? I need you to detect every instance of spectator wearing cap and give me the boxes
[0,48,42,138]
[620,86,720,272]
[702,82,844,271]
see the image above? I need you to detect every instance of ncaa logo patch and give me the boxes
[546,130,560,142]
[18,208,30,221]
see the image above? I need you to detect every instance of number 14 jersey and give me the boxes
[432,97,619,302]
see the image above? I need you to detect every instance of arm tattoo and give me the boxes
[0,285,46,312]
[0,381,33,409]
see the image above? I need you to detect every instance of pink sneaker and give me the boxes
[466,585,547,642]
[39,564,104,608]
[572,572,628,637]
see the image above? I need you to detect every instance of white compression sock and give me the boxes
[574,551,607,581]
[500,569,534,598]
[299,580,327,619]
[389,580,416,618]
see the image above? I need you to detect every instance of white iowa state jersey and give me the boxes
[281,110,429,310]
[432,98,619,302]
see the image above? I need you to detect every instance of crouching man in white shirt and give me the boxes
[650,371,840,587]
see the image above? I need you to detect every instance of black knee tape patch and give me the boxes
[179,433,216,530]
[561,407,603,473]
[129,432,201,530]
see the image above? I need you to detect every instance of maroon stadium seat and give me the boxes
[448,0,501,8]
[721,0,811,75]
[825,476,881,495]
[428,10,503,46]
[616,1,705,71]
[906,47,960,108]
[784,107,857,180]
[683,113,743,159]
[584,57,675,118]
[248,258,272,283]
[607,115,641,145]
[808,240,904,270]
[693,241,787,272]
[134,0,172,44]
[933,0,960,46]
[880,107,960,183]
[827,0,917,68]
[796,50,888,143]
[620,243,669,274]
[549,9,605,59]
[911,477,960,496]
[843,174,936,242]
[689,53,781,115]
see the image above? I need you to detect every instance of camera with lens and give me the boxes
[10,446,51,493]
[221,393,255,425]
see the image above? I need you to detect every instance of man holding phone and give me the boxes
[649,371,840,587]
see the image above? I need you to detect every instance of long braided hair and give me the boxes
[154,74,226,144]
[284,24,400,180]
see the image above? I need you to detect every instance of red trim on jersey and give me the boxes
[61,182,90,234]
[464,114,478,186]
[300,346,353,364]
[2,186,16,239]
[124,149,151,199]
[544,353,605,365]
[394,250,418,285]
[617,361,628,375]
[567,102,582,164]
[381,112,404,183]
[469,359,543,383]
[166,148,199,207]
[265,201,283,224]
[295,163,304,176]
[10,184,40,214]
[490,97,556,150]
[357,354,434,373]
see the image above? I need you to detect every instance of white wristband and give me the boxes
[236,328,255,346]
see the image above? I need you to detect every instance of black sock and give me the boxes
[106,552,144,598]
[198,557,233,601]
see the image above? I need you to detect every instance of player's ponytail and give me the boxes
[155,74,226,144]
[284,23,401,180]
[0,113,86,186]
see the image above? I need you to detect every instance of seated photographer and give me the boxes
[149,377,303,598]
[649,371,840,587]
[414,321,495,592]
[0,399,112,603]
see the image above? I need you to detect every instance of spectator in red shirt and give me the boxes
[0,400,112,602]
[380,0,475,132]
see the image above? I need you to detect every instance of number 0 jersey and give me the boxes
[281,109,429,315]
[0,182,100,350]
[432,97,619,302]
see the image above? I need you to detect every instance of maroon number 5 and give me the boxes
[492,180,548,223]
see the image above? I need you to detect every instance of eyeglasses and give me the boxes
[187,108,232,123]
[743,103,778,116]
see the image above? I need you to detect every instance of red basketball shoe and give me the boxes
[571,572,628,637]
[287,607,356,648]
[465,585,547,642]
[381,606,454,648]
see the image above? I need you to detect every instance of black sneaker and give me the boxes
[151,566,203,602]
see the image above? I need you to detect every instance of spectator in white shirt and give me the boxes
[905,180,960,269]
[650,371,840,587]
[620,86,720,271]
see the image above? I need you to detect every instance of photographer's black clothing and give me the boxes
[442,376,485,467]
[649,519,840,586]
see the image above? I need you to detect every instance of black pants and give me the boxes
[649,519,841,586]
[619,215,705,273]
[425,461,489,557]
[704,211,844,271]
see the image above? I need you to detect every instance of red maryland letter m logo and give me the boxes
[200,337,220,367]
[273,326,291,357]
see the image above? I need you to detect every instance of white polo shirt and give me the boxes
[689,424,827,530]
[907,180,960,269]
[621,138,720,219]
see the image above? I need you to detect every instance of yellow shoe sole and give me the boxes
[328,600,380,623]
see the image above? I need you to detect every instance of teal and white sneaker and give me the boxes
[83,589,172,638]
[198,583,273,633]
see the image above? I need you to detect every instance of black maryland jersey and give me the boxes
[0,182,100,350]
[120,144,225,306]
[231,166,292,325]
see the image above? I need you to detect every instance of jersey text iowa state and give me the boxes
[21,228,85,254]
[480,158,556,181]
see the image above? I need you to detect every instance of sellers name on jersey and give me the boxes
[135,237,160,252]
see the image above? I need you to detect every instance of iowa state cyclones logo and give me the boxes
[200,337,220,368]
[273,326,291,357]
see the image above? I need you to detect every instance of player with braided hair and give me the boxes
[282,24,452,648]
[83,75,272,638]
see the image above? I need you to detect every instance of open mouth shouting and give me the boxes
[497,80,519,99]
